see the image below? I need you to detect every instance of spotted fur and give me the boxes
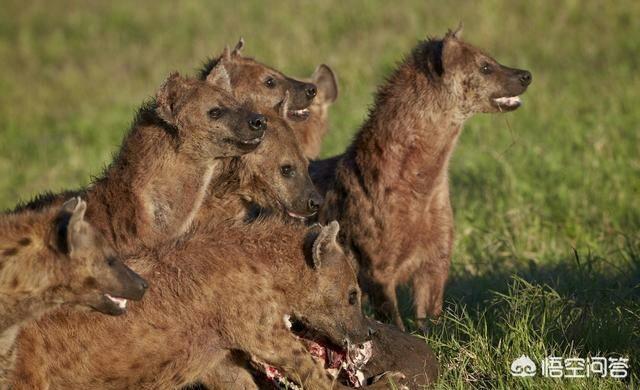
[311,29,532,329]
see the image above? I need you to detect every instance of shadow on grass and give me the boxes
[386,235,640,388]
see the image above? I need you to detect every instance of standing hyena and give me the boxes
[15,67,266,255]
[198,39,338,158]
[0,198,147,387]
[11,221,372,390]
[311,28,532,329]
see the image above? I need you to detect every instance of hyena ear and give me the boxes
[311,221,340,269]
[61,196,83,216]
[312,64,338,104]
[232,37,244,57]
[445,22,463,40]
[222,45,232,62]
[57,197,90,256]
[156,72,191,125]
[278,91,290,118]
[206,63,233,94]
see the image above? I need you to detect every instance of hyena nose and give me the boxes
[519,70,532,86]
[307,193,323,213]
[248,114,267,132]
[305,84,317,99]
[308,198,320,213]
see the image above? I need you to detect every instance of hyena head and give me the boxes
[0,198,147,316]
[290,222,369,347]
[414,26,532,118]
[294,64,339,159]
[240,93,323,219]
[199,39,318,122]
[156,69,267,160]
[53,198,148,315]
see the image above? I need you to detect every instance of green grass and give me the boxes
[1,1,638,388]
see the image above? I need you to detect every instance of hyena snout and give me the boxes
[248,113,267,132]
[109,258,148,301]
[503,66,532,92]
[287,188,323,218]
[234,112,267,149]
[344,317,372,345]
[307,191,323,214]
[517,69,532,87]
[291,79,318,107]
[487,66,532,112]
[304,83,317,100]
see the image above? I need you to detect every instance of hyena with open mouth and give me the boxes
[198,39,338,159]
[0,198,147,386]
[9,221,383,390]
[311,27,532,330]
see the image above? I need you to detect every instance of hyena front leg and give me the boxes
[412,222,453,324]
[363,275,404,331]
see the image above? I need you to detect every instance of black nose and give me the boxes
[305,84,317,99]
[128,267,148,292]
[307,193,323,213]
[308,198,320,213]
[248,114,267,132]
[519,70,532,86]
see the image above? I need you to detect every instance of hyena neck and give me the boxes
[348,59,464,196]
[198,158,249,222]
[0,295,60,341]
[0,212,65,336]
[88,117,221,250]
[200,158,278,223]
[0,291,62,379]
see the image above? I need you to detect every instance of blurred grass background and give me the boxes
[0,0,638,388]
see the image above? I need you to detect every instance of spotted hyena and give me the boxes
[14,68,267,254]
[0,198,147,386]
[198,39,337,158]
[311,27,532,329]
[199,93,323,224]
[11,220,373,390]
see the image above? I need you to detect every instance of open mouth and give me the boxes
[91,293,130,316]
[105,294,128,309]
[228,134,265,151]
[491,95,522,111]
[286,108,310,122]
[258,315,372,389]
[240,136,264,145]
[286,210,315,221]
[275,199,316,221]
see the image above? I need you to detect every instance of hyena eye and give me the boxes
[280,165,296,178]
[265,77,277,89]
[480,63,493,75]
[208,107,225,119]
[348,290,358,305]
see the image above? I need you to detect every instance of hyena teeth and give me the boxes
[106,294,128,309]
[493,96,521,106]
